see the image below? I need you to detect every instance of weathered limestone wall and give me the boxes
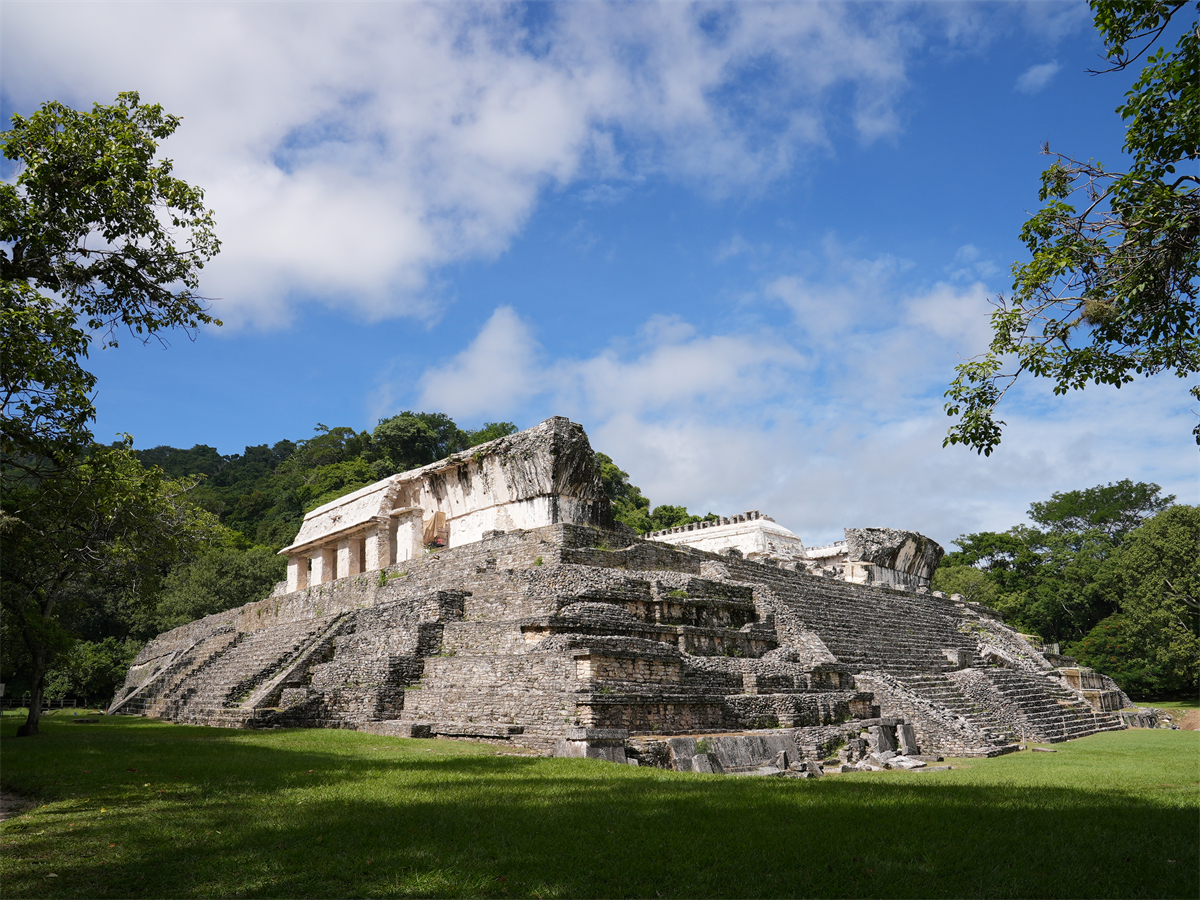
[277,417,612,590]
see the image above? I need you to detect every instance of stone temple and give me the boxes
[110,417,1135,773]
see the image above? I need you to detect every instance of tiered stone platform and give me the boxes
[111,523,1125,765]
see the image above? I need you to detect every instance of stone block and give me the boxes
[691,752,724,775]
[749,765,785,777]
[565,727,629,741]
[554,739,588,759]
[586,744,629,764]
[867,724,896,753]
[897,723,919,755]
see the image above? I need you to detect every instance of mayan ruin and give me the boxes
[109,417,1138,774]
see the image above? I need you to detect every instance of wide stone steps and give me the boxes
[148,618,340,716]
[136,632,242,718]
[744,572,977,674]
[901,673,1016,743]
[983,670,1124,742]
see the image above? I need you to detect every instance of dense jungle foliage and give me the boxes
[932,480,1198,698]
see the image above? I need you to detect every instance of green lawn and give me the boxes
[1141,698,1200,710]
[2,712,1196,899]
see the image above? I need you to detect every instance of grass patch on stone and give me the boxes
[2,712,1196,899]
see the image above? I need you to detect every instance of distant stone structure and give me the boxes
[646,512,808,562]
[646,516,943,589]
[110,417,1133,773]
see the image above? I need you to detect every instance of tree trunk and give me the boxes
[19,650,46,736]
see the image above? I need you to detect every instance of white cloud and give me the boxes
[764,240,910,340]
[1015,61,1061,94]
[948,244,1000,282]
[403,244,1196,549]
[906,281,994,348]
[416,306,542,419]
[4,2,919,326]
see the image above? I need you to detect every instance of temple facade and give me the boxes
[277,416,612,592]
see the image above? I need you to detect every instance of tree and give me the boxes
[933,480,1171,643]
[1028,479,1175,537]
[930,564,1000,607]
[596,452,653,531]
[594,452,713,533]
[1,93,221,734]
[1,442,219,733]
[465,421,519,445]
[940,526,1118,643]
[944,1,1199,454]
[367,412,468,476]
[154,541,286,632]
[42,636,142,708]
[1069,504,1199,695]
[1,92,220,465]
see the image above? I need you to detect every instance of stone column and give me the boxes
[312,546,336,585]
[337,537,363,577]
[393,507,425,563]
[365,518,394,571]
[286,554,309,593]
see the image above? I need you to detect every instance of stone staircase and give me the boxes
[731,567,977,676]
[971,668,1126,742]
[900,672,1017,745]
[135,616,345,726]
[109,628,239,717]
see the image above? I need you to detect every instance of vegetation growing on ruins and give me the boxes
[944,0,1200,454]
[1,715,1195,899]
[596,452,716,533]
[934,480,1198,697]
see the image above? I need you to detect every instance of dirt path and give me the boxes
[0,791,34,820]
[1176,709,1199,731]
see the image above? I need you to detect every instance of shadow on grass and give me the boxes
[1,719,1197,899]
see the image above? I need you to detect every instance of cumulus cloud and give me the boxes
[764,240,910,340]
[403,244,1195,549]
[417,306,542,419]
[1015,60,1061,94]
[5,1,919,327]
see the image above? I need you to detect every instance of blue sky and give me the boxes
[4,1,1196,548]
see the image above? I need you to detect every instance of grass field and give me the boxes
[1142,698,1200,709]
[2,712,1196,899]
